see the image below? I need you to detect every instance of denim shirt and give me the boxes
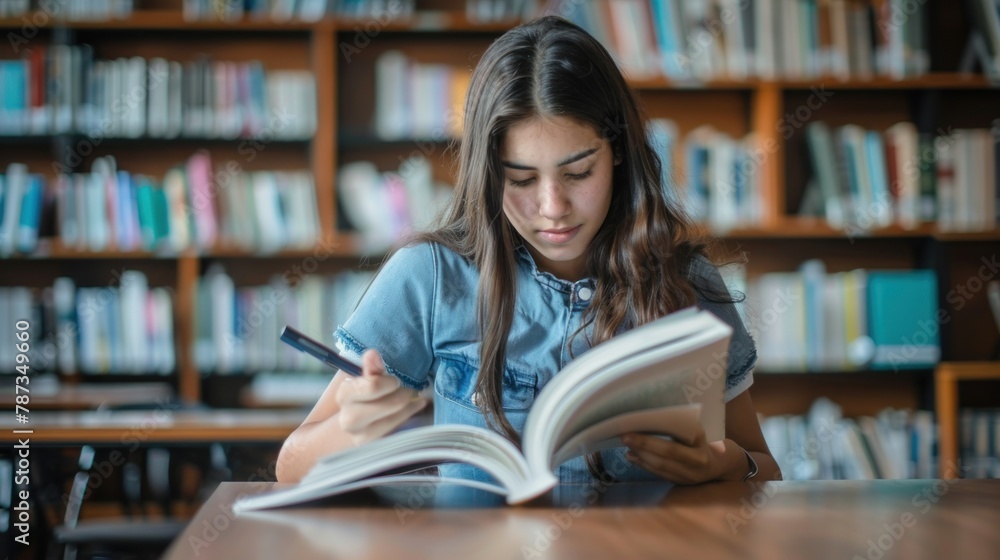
[334,242,756,485]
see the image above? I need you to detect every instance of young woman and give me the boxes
[276,16,780,486]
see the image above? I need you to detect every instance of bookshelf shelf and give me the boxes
[711,219,1000,241]
[0,13,317,31]
[777,73,997,90]
[628,77,761,91]
[755,368,933,377]
[0,12,520,33]
[333,13,521,32]
[591,74,997,92]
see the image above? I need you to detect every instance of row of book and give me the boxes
[553,0,930,81]
[337,156,453,251]
[0,155,321,256]
[194,265,374,374]
[762,398,936,480]
[0,273,175,375]
[373,50,470,141]
[802,121,1000,232]
[0,0,133,19]
[0,47,317,140]
[961,408,1000,479]
[737,260,940,372]
[674,123,765,231]
[183,0,415,21]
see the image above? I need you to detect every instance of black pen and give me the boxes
[279,326,364,376]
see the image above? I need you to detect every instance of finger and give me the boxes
[340,351,402,403]
[622,434,709,469]
[356,396,429,442]
[625,450,702,485]
[342,388,425,431]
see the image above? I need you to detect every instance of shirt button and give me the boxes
[577,286,593,301]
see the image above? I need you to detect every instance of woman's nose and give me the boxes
[537,179,571,220]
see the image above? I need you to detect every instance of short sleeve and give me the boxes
[687,255,757,402]
[333,243,437,390]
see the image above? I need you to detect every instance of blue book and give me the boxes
[800,259,826,371]
[16,174,43,254]
[5,61,27,133]
[651,0,685,78]
[866,270,939,369]
[116,171,137,250]
[865,130,891,226]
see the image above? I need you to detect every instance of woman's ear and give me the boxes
[614,150,623,165]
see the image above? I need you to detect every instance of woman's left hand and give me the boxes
[620,428,744,484]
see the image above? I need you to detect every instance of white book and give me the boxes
[118,270,149,373]
[124,57,146,138]
[755,0,776,78]
[205,265,236,373]
[151,287,175,374]
[297,0,326,21]
[147,58,170,138]
[276,173,304,248]
[252,172,286,253]
[952,130,973,232]
[166,61,184,139]
[721,0,747,79]
[822,274,847,370]
[234,308,733,511]
[374,51,409,140]
[76,289,99,373]
[709,135,739,232]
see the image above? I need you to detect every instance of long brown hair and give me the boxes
[404,16,720,447]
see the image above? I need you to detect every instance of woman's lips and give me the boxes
[538,225,581,244]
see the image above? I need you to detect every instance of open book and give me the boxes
[234,307,732,511]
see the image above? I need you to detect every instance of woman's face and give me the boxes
[500,116,615,281]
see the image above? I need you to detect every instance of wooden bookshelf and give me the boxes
[935,362,1000,479]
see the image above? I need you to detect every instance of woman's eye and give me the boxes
[508,177,534,187]
[566,169,593,181]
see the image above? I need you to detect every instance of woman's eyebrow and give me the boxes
[501,147,599,170]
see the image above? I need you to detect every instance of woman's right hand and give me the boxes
[333,349,429,446]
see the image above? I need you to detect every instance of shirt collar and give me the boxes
[514,241,596,294]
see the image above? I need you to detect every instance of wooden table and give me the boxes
[163,479,1000,560]
[0,409,308,445]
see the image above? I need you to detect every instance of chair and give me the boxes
[49,404,231,560]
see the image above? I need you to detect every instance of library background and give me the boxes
[1,0,999,556]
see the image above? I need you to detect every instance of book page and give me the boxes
[521,309,732,475]
[551,404,702,465]
[234,425,535,512]
[552,344,728,449]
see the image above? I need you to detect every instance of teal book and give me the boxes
[866,270,939,370]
